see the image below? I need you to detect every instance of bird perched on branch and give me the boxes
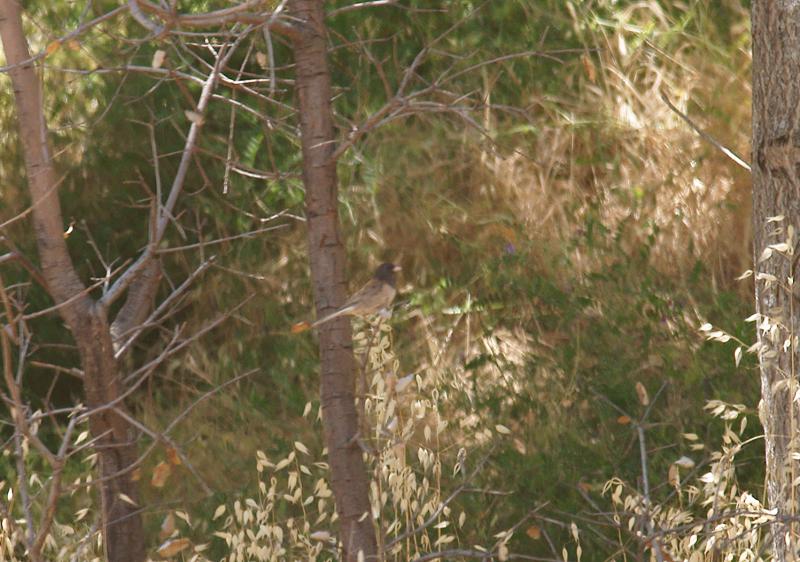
[292,262,401,333]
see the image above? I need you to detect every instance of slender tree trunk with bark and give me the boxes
[0,3,146,561]
[752,3,800,560]
[290,1,379,560]
[78,310,146,562]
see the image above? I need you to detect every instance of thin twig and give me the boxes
[110,408,214,497]
[155,223,288,254]
[327,0,401,17]
[70,369,259,494]
[114,257,216,358]
[134,0,298,37]
[0,238,48,290]
[660,90,750,171]
[102,31,249,309]
[636,424,664,562]
[30,415,79,560]
[21,270,121,321]
[385,451,495,548]
[0,6,127,73]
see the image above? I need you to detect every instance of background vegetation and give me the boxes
[0,0,759,559]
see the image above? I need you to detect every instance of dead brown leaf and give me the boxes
[635,381,650,406]
[166,447,182,466]
[151,461,172,488]
[159,512,175,542]
[291,321,311,334]
[156,537,191,558]
[526,525,541,539]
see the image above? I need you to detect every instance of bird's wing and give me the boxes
[345,279,396,313]
[311,280,397,329]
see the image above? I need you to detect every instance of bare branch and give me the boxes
[110,408,214,497]
[1,321,35,551]
[328,31,575,164]
[109,259,162,354]
[0,172,66,233]
[0,238,48,291]
[636,422,665,562]
[114,257,216,358]
[30,415,79,561]
[132,0,301,40]
[75,296,252,419]
[0,282,56,466]
[327,1,401,18]
[28,360,84,380]
[436,48,588,88]
[127,0,165,36]
[0,5,127,74]
[67,369,258,495]
[155,223,289,254]
[660,90,750,171]
[329,96,406,162]
[21,269,123,322]
[101,32,247,310]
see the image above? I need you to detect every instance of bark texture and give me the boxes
[752,2,800,559]
[290,0,379,559]
[0,3,145,560]
[77,309,146,562]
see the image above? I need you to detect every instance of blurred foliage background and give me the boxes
[0,0,757,559]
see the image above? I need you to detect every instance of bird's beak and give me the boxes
[393,265,402,272]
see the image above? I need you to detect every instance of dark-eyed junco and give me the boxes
[292,263,401,333]
[310,262,401,328]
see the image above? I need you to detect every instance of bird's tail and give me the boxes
[291,305,357,334]
[311,305,356,328]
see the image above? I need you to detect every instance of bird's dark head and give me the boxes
[374,262,401,286]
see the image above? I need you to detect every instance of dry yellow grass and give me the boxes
[371,1,751,292]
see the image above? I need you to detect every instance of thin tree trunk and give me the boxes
[752,3,800,560]
[79,310,146,562]
[0,3,145,561]
[290,1,379,559]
